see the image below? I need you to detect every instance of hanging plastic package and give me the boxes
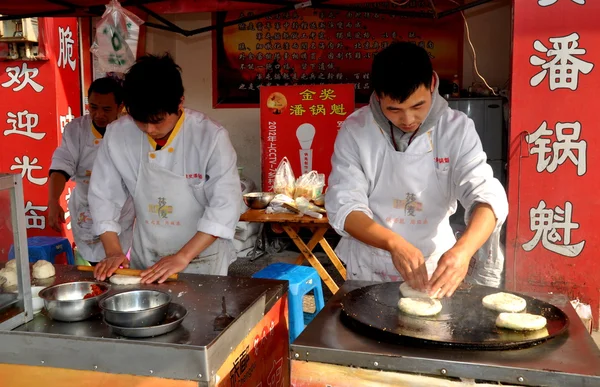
[90,0,144,74]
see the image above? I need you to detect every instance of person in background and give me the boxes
[89,53,241,284]
[325,42,508,297]
[48,77,135,265]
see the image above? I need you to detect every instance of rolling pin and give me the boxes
[76,266,178,281]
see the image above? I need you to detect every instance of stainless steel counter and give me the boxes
[291,281,600,387]
[0,265,287,385]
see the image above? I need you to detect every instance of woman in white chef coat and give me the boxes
[48,77,135,265]
[89,53,241,284]
[325,42,508,297]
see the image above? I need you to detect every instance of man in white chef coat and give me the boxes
[48,77,135,265]
[326,42,508,297]
[89,53,241,283]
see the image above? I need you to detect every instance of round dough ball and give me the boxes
[5,260,17,270]
[496,312,547,331]
[0,268,18,288]
[398,297,443,317]
[482,292,527,313]
[109,274,142,285]
[399,282,441,299]
[32,260,55,279]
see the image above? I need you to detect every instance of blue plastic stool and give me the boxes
[252,262,325,342]
[8,236,75,265]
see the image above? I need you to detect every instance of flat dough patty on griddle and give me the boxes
[496,312,547,331]
[482,292,527,313]
[398,297,442,317]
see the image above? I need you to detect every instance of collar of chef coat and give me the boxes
[145,111,186,151]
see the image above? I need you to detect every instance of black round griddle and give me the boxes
[340,282,569,350]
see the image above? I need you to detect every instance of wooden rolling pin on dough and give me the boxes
[76,266,179,281]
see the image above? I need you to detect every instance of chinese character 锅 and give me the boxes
[10,155,48,186]
[24,201,48,230]
[522,200,585,257]
[4,110,44,140]
[309,104,326,116]
[58,26,76,71]
[526,121,586,176]
[2,63,44,92]
[530,33,594,91]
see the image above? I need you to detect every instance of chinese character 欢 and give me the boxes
[58,26,76,71]
[538,0,585,5]
[299,89,316,101]
[522,200,585,257]
[60,106,75,133]
[10,156,48,185]
[4,110,44,140]
[2,63,44,92]
[290,104,306,116]
[530,33,594,90]
[309,104,326,116]
[319,88,336,100]
[24,201,47,230]
[526,121,587,176]
[331,104,347,115]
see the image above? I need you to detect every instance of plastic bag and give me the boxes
[90,0,144,74]
[570,299,593,332]
[294,171,325,201]
[265,194,296,214]
[273,157,295,197]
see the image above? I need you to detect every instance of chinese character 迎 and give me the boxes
[299,89,316,101]
[24,201,47,230]
[331,104,347,116]
[538,0,585,5]
[2,63,44,92]
[10,155,48,185]
[290,104,306,115]
[526,121,587,176]
[58,26,76,71]
[319,88,336,101]
[309,104,326,116]
[530,33,594,90]
[522,200,585,257]
[4,110,44,140]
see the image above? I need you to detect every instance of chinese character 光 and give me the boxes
[538,0,585,6]
[309,104,326,116]
[24,201,48,230]
[319,88,336,101]
[530,33,594,91]
[10,156,48,186]
[526,121,587,176]
[2,63,44,93]
[299,89,316,101]
[522,200,585,257]
[4,110,44,140]
[290,104,306,116]
[331,104,347,116]
[58,26,76,71]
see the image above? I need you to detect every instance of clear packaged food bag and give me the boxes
[294,171,325,201]
[273,157,295,198]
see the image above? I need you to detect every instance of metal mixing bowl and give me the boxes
[243,192,275,209]
[39,281,110,322]
[100,289,171,328]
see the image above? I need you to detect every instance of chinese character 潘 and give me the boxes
[526,121,587,176]
[522,200,585,257]
[4,110,44,140]
[530,33,594,91]
[10,155,48,186]
[58,26,76,71]
[2,63,44,92]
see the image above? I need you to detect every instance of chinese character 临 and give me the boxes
[526,121,586,176]
[319,88,336,100]
[299,89,316,101]
[538,0,585,5]
[60,107,75,133]
[58,26,76,71]
[522,201,585,257]
[2,63,44,92]
[24,201,47,230]
[530,33,594,91]
[10,156,48,186]
[4,110,45,140]
[290,104,306,116]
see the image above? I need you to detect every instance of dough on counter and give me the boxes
[399,282,441,299]
[0,268,18,288]
[5,260,17,270]
[398,297,443,317]
[109,274,142,285]
[496,312,547,331]
[482,292,527,313]
[32,260,55,279]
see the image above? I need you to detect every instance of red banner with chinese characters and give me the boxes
[260,84,355,191]
[506,0,600,325]
[0,18,81,259]
[213,5,462,107]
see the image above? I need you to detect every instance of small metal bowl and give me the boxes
[39,281,110,322]
[243,192,275,209]
[100,290,171,328]
[105,303,188,338]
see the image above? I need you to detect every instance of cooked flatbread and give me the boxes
[399,282,441,299]
[398,297,443,317]
[496,312,547,331]
[482,292,526,313]
[109,274,142,285]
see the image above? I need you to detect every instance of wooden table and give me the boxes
[239,209,347,293]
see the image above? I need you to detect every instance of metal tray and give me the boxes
[340,282,569,350]
[104,302,187,338]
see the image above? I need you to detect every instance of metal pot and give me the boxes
[243,192,275,210]
[100,289,171,328]
[39,281,110,322]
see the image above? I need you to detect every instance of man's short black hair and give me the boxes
[371,42,433,103]
[123,53,184,123]
[88,76,123,105]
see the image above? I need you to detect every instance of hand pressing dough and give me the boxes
[482,292,526,313]
[109,274,142,285]
[32,260,55,279]
[5,260,17,270]
[0,268,17,288]
[398,297,443,317]
[399,282,441,299]
[496,312,547,331]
